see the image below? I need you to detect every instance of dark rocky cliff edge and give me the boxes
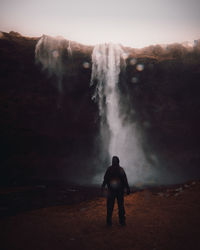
[0,31,200,185]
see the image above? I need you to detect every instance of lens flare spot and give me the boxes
[136,64,144,71]
[131,77,138,83]
[130,109,136,115]
[149,154,157,162]
[83,62,90,69]
[130,58,137,65]
[52,50,59,58]
[143,121,151,128]
[110,179,120,189]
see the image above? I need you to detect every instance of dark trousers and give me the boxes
[106,189,125,224]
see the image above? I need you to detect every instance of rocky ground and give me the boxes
[1,180,200,250]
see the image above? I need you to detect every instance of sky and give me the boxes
[0,0,199,48]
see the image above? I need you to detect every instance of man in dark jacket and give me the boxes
[101,156,130,226]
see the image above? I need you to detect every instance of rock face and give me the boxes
[0,31,200,185]
[0,32,97,185]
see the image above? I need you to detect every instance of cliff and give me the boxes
[0,31,200,185]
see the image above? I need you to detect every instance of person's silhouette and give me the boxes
[101,156,130,226]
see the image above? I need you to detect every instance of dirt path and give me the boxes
[1,182,200,250]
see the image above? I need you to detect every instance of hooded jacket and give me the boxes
[102,156,130,192]
[102,165,130,192]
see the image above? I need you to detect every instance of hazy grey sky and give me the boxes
[0,0,199,47]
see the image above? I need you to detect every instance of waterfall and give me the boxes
[91,43,124,156]
[35,35,72,92]
[91,43,152,185]
[35,37,155,185]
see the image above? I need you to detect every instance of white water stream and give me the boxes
[91,44,152,184]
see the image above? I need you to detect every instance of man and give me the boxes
[101,156,130,226]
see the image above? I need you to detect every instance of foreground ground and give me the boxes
[1,181,200,250]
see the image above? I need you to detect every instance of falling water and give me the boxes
[35,35,72,92]
[91,43,153,185]
[35,37,156,185]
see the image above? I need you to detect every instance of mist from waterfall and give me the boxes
[35,35,72,92]
[91,43,154,185]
